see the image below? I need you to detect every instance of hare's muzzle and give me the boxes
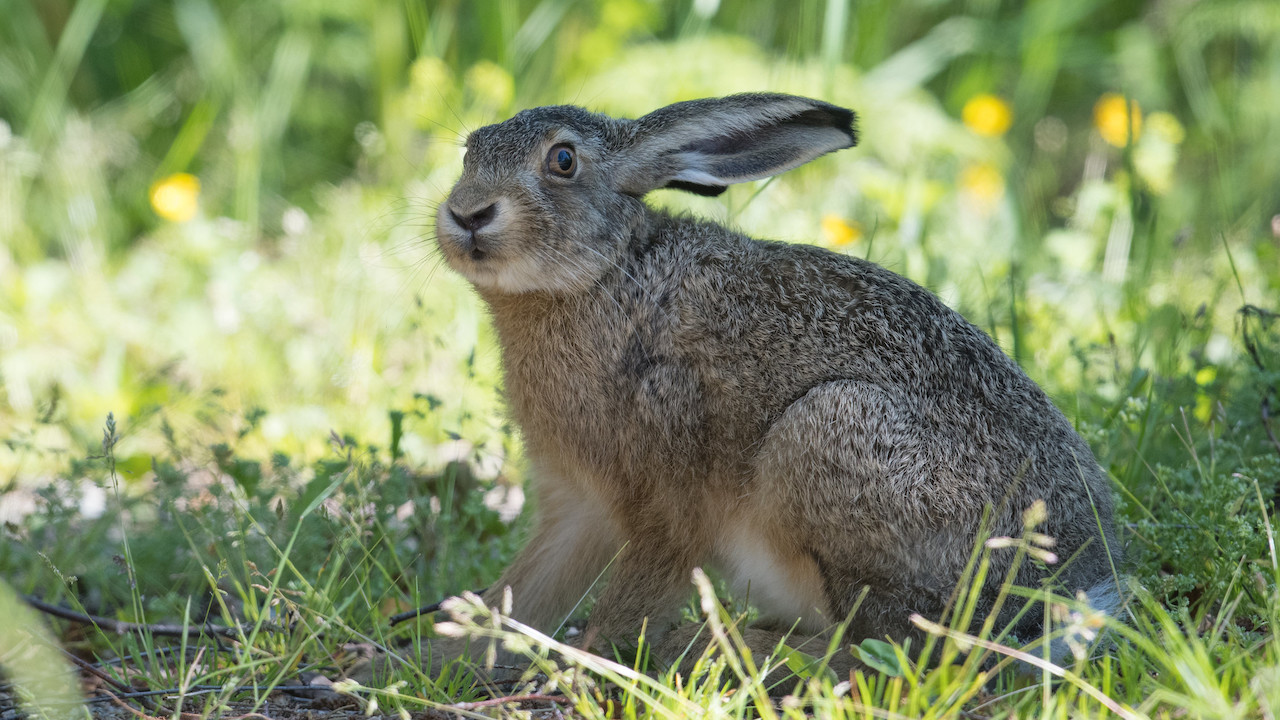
[447,202,497,259]
[440,197,503,261]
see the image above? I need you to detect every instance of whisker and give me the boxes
[536,244,663,366]
[577,244,667,318]
[540,243,628,319]
[427,83,473,139]
[419,115,468,145]
[376,242,453,333]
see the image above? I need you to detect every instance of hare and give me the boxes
[431,93,1121,674]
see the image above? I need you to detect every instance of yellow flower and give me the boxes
[959,162,1005,208]
[1193,366,1217,423]
[961,93,1013,137]
[821,214,862,246]
[149,173,200,222]
[1195,366,1216,386]
[1195,394,1215,424]
[1094,93,1142,148]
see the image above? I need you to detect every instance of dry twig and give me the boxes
[450,693,568,711]
[23,595,282,639]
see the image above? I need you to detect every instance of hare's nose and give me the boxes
[449,202,497,232]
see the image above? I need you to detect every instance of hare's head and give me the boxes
[437,93,857,294]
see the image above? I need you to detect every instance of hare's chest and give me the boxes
[502,332,706,474]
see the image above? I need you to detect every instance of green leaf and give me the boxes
[855,638,904,676]
[779,644,839,684]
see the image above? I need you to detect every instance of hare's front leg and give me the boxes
[372,472,622,681]
[483,472,623,632]
[579,513,705,653]
[416,472,622,674]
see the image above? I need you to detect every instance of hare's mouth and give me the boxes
[440,231,499,273]
[450,235,490,262]
[442,225,496,259]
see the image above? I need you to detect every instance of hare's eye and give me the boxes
[546,144,576,177]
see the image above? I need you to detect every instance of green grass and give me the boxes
[2,0,1279,717]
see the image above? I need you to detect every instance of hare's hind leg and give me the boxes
[753,380,989,646]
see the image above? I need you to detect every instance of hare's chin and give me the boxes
[456,261,607,295]
[450,254,574,294]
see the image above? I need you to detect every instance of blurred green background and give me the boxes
[1,0,1277,490]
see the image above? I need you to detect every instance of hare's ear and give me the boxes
[616,93,857,197]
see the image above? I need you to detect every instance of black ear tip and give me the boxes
[825,105,858,147]
[665,180,728,197]
[795,103,858,148]
[843,108,859,147]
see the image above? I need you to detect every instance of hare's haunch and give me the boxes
[435,93,1120,671]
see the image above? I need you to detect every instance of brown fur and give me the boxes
[429,93,1121,673]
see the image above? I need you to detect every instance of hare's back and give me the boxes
[653,219,1044,423]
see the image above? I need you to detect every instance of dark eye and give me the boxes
[546,144,576,177]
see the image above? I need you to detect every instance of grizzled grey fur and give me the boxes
[431,92,1120,674]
